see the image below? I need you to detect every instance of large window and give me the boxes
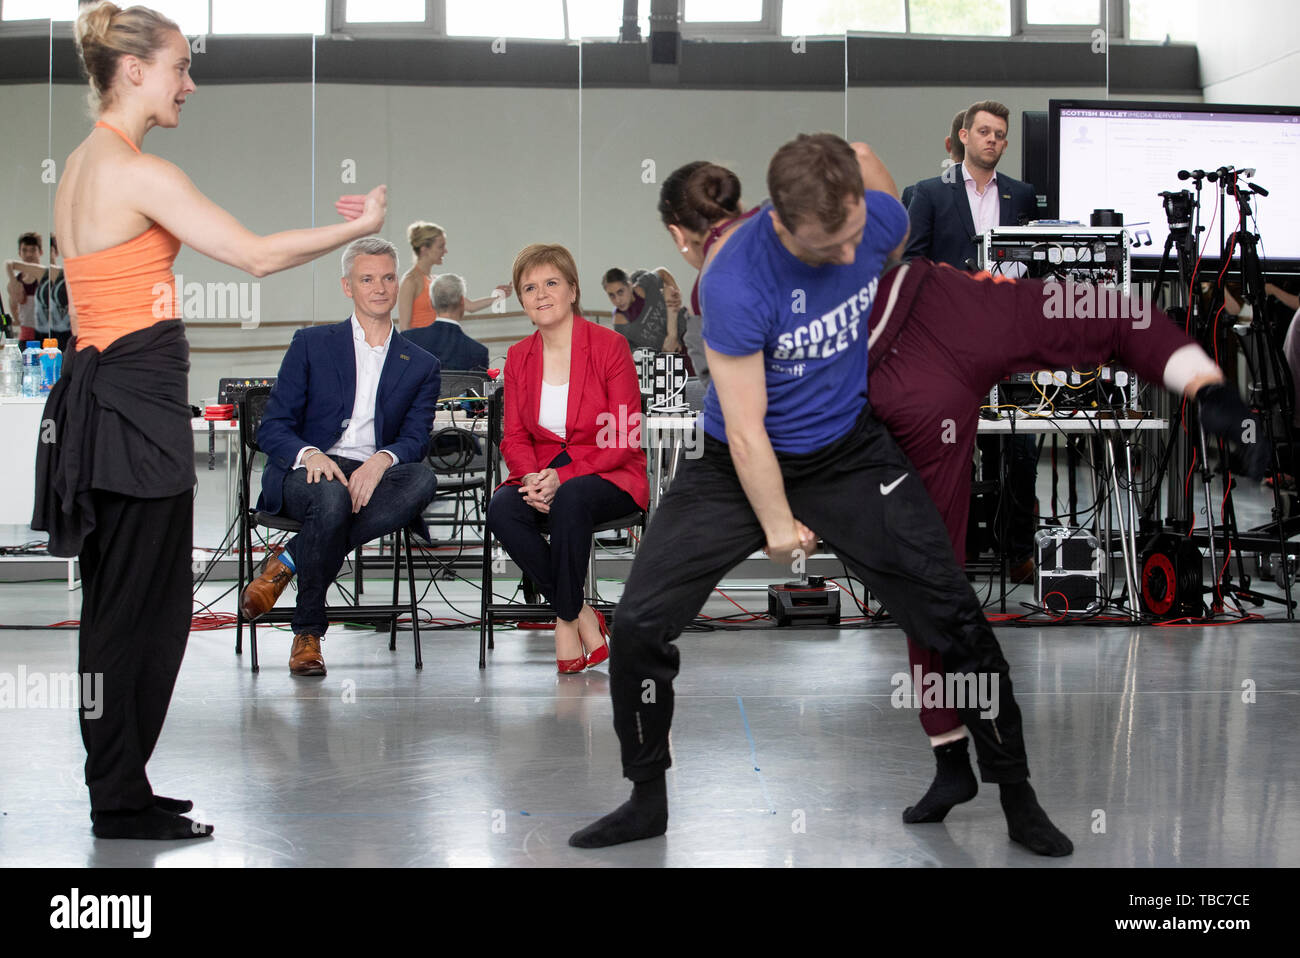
[783,1,906,36]
[1127,0,1195,42]
[345,0,425,23]
[0,0,1196,41]
[1,0,326,34]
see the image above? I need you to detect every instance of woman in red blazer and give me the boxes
[487,243,649,673]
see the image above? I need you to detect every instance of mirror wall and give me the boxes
[577,33,848,332]
[847,28,1110,219]
[2,19,55,349]
[309,37,579,372]
[4,5,1150,402]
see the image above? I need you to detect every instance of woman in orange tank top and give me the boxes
[34,1,390,842]
[397,220,512,331]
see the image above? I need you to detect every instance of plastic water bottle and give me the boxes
[21,341,42,397]
[0,342,21,397]
[39,338,62,392]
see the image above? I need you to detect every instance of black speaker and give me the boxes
[1021,110,1050,218]
[1139,533,1204,620]
[650,29,678,65]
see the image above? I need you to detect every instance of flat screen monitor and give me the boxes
[1049,99,1300,273]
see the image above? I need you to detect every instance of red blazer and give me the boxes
[501,315,649,510]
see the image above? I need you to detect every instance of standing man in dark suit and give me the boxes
[904,100,1041,581]
[901,109,966,211]
[905,100,1037,270]
[402,272,491,372]
[241,236,441,676]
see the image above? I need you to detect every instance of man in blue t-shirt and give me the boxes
[571,134,1072,858]
[696,188,906,453]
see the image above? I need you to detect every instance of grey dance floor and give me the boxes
[0,574,1296,868]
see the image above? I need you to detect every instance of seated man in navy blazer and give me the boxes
[402,272,491,372]
[904,100,1040,583]
[241,236,441,676]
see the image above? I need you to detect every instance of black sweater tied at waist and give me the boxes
[33,320,195,557]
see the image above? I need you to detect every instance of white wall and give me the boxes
[1197,0,1300,105]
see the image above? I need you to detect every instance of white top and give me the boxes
[539,381,569,439]
[295,315,399,468]
[963,163,1026,278]
[962,161,1002,236]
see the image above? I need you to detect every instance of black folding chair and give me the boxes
[477,383,645,668]
[234,386,424,672]
[423,370,491,548]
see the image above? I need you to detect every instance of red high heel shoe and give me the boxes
[584,610,611,669]
[557,655,586,674]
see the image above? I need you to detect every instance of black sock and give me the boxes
[91,806,214,840]
[153,795,193,815]
[569,776,668,848]
[90,795,194,823]
[903,737,978,824]
[999,780,1072,857]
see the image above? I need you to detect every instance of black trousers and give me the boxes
[78,489,193,812]
[487,475,639,621]
[610,409,1030,785]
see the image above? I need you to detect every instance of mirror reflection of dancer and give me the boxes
[33,2,387,840]
[397,221,510,331]
[571,133,1073,856]
[601,266,688,355]
[650,156,1262,836]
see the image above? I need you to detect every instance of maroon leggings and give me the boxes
[868,260,1195,735]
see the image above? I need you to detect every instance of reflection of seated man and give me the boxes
[240,237,441,676]
[402,272,490,372]
[5,232,48,342]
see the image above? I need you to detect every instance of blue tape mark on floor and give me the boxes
[736,695,775,815]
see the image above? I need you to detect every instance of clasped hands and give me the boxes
[764,517,819,569]
[304,450,391,513]
[519,469,560,514]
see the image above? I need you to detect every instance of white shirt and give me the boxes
[962,161,1002,236]
[295,315,399,469]
[538,381,568,439]
[963,163,1025,277]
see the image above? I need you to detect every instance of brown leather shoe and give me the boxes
[240,552,295,620]
[289,633,326,676]
[1009,557,1036,585]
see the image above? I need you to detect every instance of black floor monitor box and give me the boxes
[768,577,840,627]
[1035,528,1102,614]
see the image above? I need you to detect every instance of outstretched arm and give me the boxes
[464,284,512,313]
[130,154,386,278]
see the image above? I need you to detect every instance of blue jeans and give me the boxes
[278,455,437,636]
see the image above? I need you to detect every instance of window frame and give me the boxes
[0,0,1151,42]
